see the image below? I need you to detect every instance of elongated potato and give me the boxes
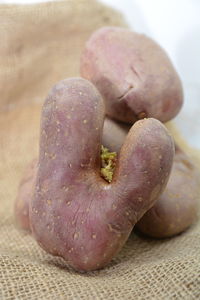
[80,27,183,123]
[103,118,200,238]
[16,78,173,272]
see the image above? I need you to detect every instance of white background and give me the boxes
[1,0,200,149]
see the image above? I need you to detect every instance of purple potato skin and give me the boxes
[103,118,130,153]
[14,118,130,232]
[136,145,200,238]
[80,27,183,124]
[14,159,38,231]
[103,118,200,238]
[17,78,174,272]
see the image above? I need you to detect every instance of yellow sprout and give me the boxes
[100,145,117,183]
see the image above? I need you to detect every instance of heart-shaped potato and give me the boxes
[16,78,174,271]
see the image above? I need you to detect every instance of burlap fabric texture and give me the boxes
[0,1,200,299]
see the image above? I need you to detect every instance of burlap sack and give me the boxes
[0,1,200,299]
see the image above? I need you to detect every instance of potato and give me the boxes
[136,145,200,238]
[14,118,131,232]
[80,27,183,123]
[103,118,130,153]
[15,78,173,272]
[14,159,38,231]
[15,117,160,232]
[103,118,200,238]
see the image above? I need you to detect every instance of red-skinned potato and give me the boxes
[136,145,200,238]
[14,119,130,232]
[16,117,200,240]
[16,78,174,272]
[14,119,145,232]
[80,26,183,124]
[103,118,200,238]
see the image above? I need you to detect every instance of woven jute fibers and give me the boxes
[0,1,200,299]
